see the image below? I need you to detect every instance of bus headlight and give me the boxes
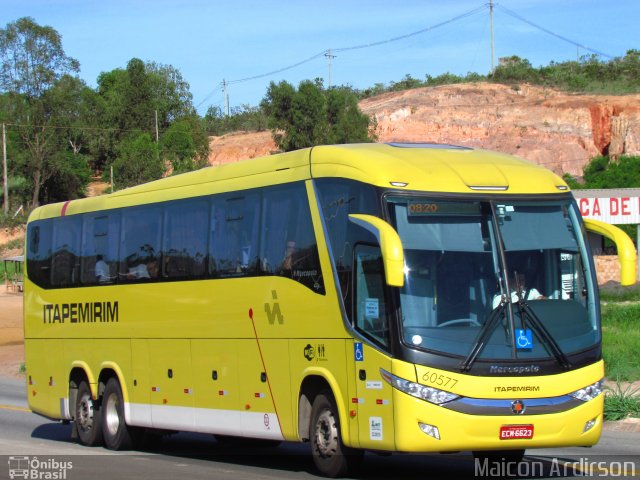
[380,369,459,405]
[568,380,604,402]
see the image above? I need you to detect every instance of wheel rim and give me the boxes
[104,391,121,437]
[77,392,94,432]
[314,407,339,458]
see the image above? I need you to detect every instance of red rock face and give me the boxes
[207,83,640,176]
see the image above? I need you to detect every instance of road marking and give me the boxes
[0,404,31,413]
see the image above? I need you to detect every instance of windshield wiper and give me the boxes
[459,301,507,372]
[514,298,572,370]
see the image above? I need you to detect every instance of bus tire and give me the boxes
[310,391,362,478]
[75,380,103,446]
[101,377,140,450]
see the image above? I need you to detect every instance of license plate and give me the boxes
[499,424,534,440]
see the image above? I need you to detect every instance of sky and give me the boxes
[2,0,639,115]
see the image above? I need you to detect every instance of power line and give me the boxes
[332,5,488,54]
[494,4,613,60]
[195,4,490,105]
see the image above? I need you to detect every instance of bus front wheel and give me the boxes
[75,380,103,446]
[310,391,362,478]
[101,377,140,450]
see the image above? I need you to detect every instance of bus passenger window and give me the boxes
[51,216,81,287]
[119,207,162,282]
[163,199,208,279]
[81,213,120,286]
[261,183,325,293]
[210,194,260,277]
[26,221,53,289]
[354,245,390,348]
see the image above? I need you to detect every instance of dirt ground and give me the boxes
[0,289,24,379]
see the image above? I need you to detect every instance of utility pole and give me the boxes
[325,49,336,88]
[2,123,7,214]
[489,0,495,73]
[223,79,230,116]
[154,110,159,143]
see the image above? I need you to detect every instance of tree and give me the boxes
[161,117,209,174]
[96,59,199,174]
[112,133,163,189]
[261,79,373,152]
[0,17,80,207]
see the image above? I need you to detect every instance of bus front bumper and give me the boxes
[393,390,603,452]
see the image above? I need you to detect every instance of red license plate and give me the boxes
[499,424,534,440]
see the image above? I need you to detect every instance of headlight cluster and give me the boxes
[380,369,459,405]
[568,379,604,402]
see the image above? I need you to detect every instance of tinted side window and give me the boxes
[163,199,209,280]
[27,220,53,289]
[315,179,379,315]
[51,216,82,287]
[120,206,162,281]
[262,183,325,294]
[210,193,260,277]
[81,212,120,285]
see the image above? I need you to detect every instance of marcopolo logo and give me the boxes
[7,456,73,479]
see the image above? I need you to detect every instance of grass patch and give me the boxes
[599,284,640,303]
[604,382,640,421]
[601,302,640,381]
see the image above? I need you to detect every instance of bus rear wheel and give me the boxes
[310,391,362,478]
[75,380,103,446]
[101,377,140,450]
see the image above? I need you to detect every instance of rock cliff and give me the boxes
[207,83,640,176]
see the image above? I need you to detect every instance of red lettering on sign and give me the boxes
[592,198,601,216]
[579,198,590,216]
[610,198,619,216]
[621,197,630,215]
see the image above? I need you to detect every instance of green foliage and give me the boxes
[362,50,640,98]
[579,155,640,189]
[111,133,163,189]
[601,302,640,381]
[262,79,373,152]
[0,17,79,97]
[604,382,640,421]
[0,17,81,207]
[41,151,92,203]
[203,104,268,136]
[161,117,209,174]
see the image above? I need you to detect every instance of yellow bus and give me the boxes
[24,143,636,477]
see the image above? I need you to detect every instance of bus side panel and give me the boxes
[148,339,194,431]
[192,339,241,435]
[25,339,63,419]
[259,339,293,440]
[237,339,284,439]
[129,339,151,426]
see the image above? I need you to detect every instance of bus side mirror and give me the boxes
[584,218,637,286]
[348,214,404,287]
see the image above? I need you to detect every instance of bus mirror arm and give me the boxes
[348,214,405,287]
[583,218,637,286]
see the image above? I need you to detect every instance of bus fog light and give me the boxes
[583,418,597,433]
[418,422,441,440]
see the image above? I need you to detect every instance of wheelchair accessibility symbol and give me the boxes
[354,342,364,362]
[516,329,533,350]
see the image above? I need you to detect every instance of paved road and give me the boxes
[0,377,638,480]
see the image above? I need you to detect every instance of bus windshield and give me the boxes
[387,197,598,364]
